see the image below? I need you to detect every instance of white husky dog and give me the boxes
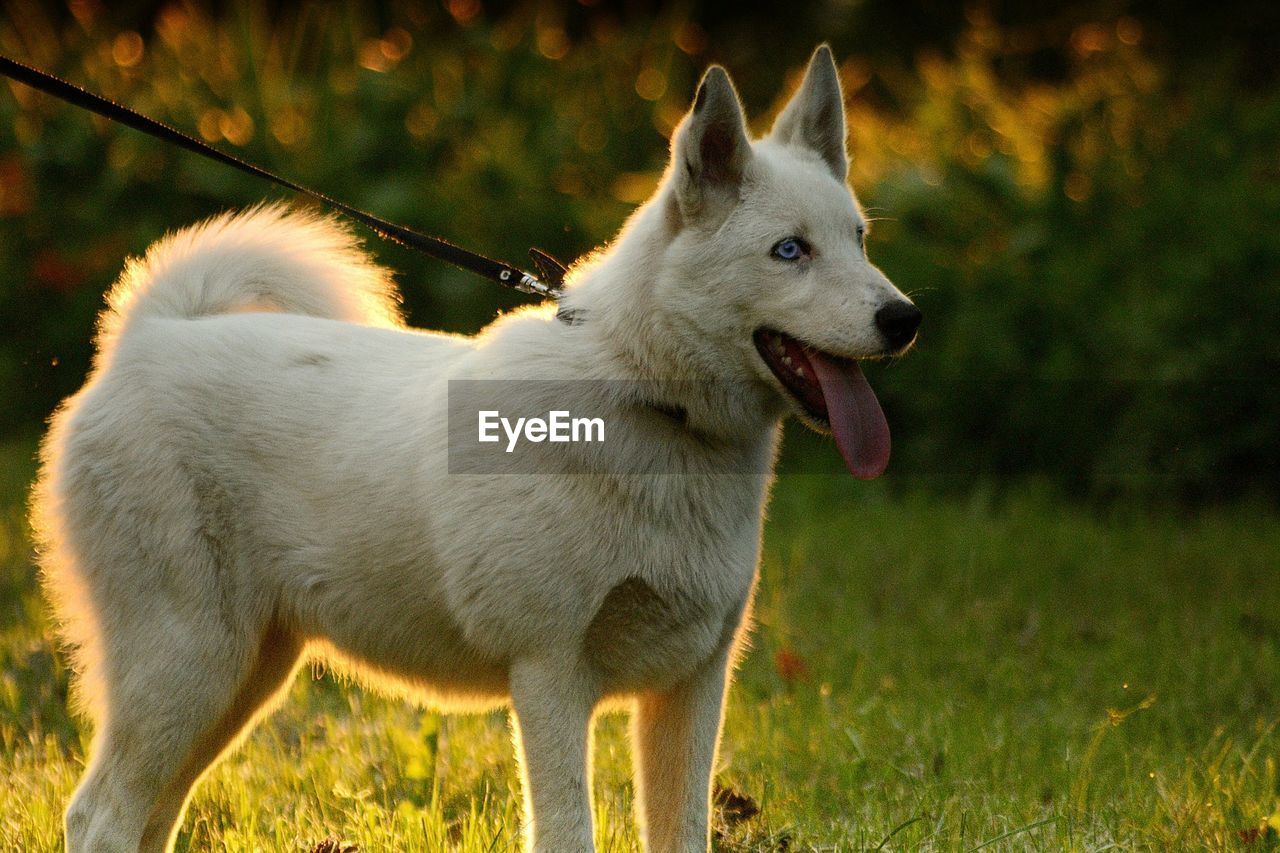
[32,46,919,852]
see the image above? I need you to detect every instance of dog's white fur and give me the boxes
[32,47,911,852]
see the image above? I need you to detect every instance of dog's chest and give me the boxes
[571,469,765,691]
[583,574,742,693]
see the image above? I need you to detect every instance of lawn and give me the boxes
[1,435,1277,851]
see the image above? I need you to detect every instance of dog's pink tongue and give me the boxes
[807,352,891,479]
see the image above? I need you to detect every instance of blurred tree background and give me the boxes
[1,0,1277,503]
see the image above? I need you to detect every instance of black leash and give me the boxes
[0,54,568,299]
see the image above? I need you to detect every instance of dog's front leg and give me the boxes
[510,655,598,852]
[632,641,733,853]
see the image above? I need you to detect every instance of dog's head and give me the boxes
[653,46,919,478]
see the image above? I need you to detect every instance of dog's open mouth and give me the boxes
[753,329,891,479]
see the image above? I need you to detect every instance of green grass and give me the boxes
[1,436,1278,851]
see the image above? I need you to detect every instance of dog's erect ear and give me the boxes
[769,45,847,181]
[671,65,751,218]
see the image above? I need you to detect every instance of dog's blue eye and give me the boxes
[772,238,807,261]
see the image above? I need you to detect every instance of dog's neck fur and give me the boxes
[554,191,783,447]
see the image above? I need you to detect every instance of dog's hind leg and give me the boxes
[138,622,303,852]
[64,616,300,853]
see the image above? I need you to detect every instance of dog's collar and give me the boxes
[632,393,727,447]
[642,398,689,428]
[555,306,587,326]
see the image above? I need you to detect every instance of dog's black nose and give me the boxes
[875,301,922,350]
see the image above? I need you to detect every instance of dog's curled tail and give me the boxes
[97,204,403,349]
